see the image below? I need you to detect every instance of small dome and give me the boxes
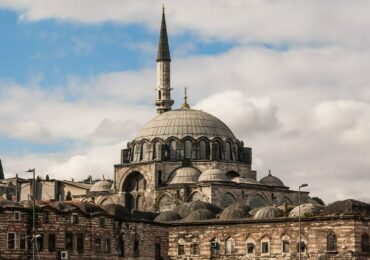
[259,172,285,187]
[174,201,222,218]
[198,168,229,182]
[154,211,182,222]
[90,180,113,192]
[289,203,323,217]
[184,209,216,222]
[168,167,200,184]
[321,199,370,216]
[219,203,251,221]
[231,177,259,185]
[253,206,284,220]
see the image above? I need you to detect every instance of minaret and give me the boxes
[155,6,174,114]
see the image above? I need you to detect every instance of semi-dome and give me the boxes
[90,180,113,192]
[259,171,285,187]
[253,206,284,220]
[135,108,236,141]
[174,200,222,218]
[168,167,200,184]
[198,168,229,182]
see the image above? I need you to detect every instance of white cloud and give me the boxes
[195,90,280,137]
[1,0,370,48]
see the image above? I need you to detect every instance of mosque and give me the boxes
[112,9,310,213]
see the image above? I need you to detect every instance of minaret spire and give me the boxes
[155,6,174,114]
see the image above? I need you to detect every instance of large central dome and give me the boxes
[135,108,236,141]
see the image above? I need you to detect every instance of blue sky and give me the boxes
[0,1,370,203]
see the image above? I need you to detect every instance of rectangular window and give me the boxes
[134,240,139,257]
[77,233,84,253]
[99,217,105,227]
[43,212,49,222]
[282,240,290,253]
[14,211,20,221]
[178,244,185,255]
[20,233,27,250]
[118,236,124,257]
[95,238,101,253]
[191,243,200,255]
[65,232,73,251]
[71,213,78,224]
[262,242,269,254]
[105,238,111,253]
[36,234,43,251]
[48,234,56,252]
[7,233,16,249]
[247,243,255,254]
[155,243,161,259]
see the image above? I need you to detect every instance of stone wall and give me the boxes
[167,216,370,260]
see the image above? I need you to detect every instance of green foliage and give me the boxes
[45,174,50,181]
[311,197,325,206]
[0,159,4,180]
[66,190,72,201]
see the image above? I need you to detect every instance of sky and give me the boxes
[0,0,370,203]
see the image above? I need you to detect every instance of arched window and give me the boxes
[140,143,149,161]
[224,142,232,161]
[178,239,185,256]
[233,143,239,161]
[191,240,200,255]
[123,172,146,211]
[297,236,307,254]
[210,238,220,258]
[184,140,192,159]
[327,232,337,252]
[212,142,221,160]
[225,237,235,254]
[199,140,209,159]
[153,142,161,160]
[170,141,177,160]
[362,233,370,252]
[133,144,141,162]
[248,195,267,209]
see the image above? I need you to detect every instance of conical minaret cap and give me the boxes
[157,6,171,62]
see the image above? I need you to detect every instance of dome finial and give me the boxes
[268,169,272,176]
[181,87,190,109]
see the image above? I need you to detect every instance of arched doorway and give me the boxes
[122,172,146,211]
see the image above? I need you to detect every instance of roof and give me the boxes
[154,211,181,222]
[198,168,230,182]
[321,199,370,216]
[168,167,200,184]
[253,206,284,220]
[135,109,236,141]
[157,8,171,62]
[231,177,259,185]
[60,180,92,190]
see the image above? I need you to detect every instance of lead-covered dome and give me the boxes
[135,109,236,141]
[90,180,113,192]
[259,172,285,187]
[198,168,230,182]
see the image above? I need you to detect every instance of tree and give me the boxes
[66,190,72,201]
[0,159,4,180]
[311,196,325,206]
[45,175,50,181]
